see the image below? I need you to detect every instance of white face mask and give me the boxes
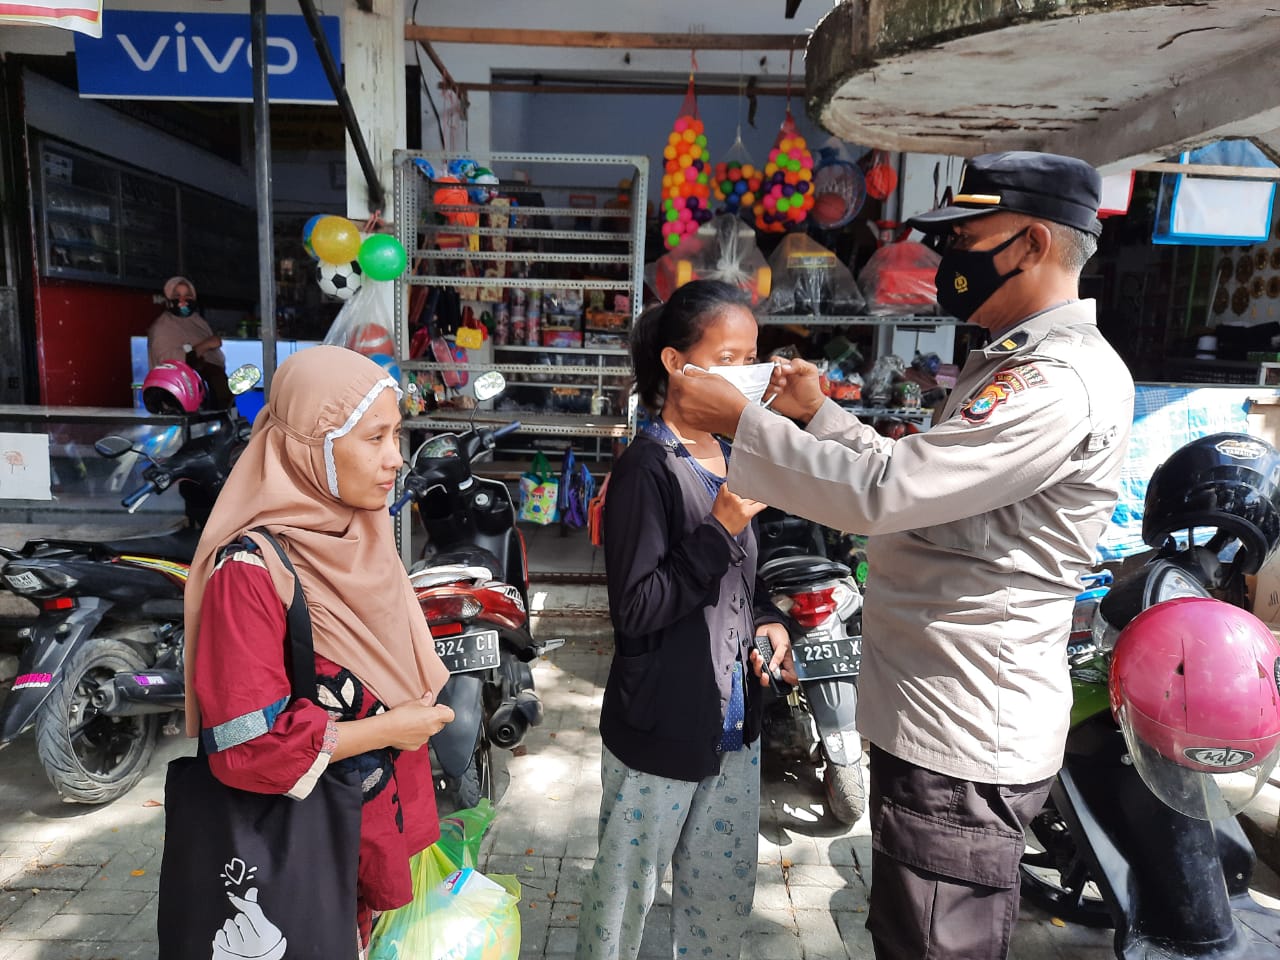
[684,362,777,405]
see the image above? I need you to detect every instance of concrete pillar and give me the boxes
[342,0,405,222]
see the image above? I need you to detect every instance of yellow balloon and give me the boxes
[310,216,361,264]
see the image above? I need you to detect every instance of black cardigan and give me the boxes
[599,434,773,782]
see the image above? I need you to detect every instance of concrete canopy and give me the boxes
[805,1,1280,173]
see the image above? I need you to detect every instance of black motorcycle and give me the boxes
[756,507,866,824]
[1020,431,1280,959]
[391,372,563,810]
[0,373,256,803]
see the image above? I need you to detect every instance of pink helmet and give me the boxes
[1109,596,1280,820]
[142,361,205,414]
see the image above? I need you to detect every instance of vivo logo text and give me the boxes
[74,11,340,104]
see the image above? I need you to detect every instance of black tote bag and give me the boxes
[158,530,364,959]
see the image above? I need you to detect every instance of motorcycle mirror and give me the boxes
[472,371,506,403]
[227,364,262,396]
[94,435,135,459]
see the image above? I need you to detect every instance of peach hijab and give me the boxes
[183,345,448,736]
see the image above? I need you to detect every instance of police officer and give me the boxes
[668,151,1135,960]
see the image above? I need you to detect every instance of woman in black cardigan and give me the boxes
[574,281,795,960]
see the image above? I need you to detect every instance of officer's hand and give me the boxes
[667,367,748,436]
[749,622,798,686]
[767,357,826,425]
[711,484,766,537]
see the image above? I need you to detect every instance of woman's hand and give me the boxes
[749,622,797,687]
[381,697,455,751]
[332,695,454,759]
[711,484,767,536]
[766,357,826,425]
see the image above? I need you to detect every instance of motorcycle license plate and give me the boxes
[3,571,40,593]
[793,633,861,682]
[435,629,499,674]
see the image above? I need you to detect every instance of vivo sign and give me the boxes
[74,11,340,104]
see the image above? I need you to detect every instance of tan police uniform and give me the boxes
[727,298,1134,785]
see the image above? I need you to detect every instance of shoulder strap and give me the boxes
[250,526,318,701]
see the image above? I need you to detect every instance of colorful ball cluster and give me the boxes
[660,115,713,249]
[712,161,763,219]
[755,123,815,233]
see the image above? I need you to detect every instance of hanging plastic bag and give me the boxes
[712,135,762,221]
[810,137,867,230]
[645,215,772,305]
[761,234,865,316]
[368,799,520,960]
[518,451,559,525]
[323,285,396,357]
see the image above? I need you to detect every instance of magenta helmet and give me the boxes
[1109,596,1280,819]
[142,361,206,414]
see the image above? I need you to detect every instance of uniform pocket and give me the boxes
[616,652,661,732]
[913,514,990,553]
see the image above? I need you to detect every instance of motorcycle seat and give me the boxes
[759,554,851,590]
[421,546,504,582]
[100,527,203,563]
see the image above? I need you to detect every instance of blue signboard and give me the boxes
[74,10,340,104]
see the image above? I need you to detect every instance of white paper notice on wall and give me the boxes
[0,433,52,501]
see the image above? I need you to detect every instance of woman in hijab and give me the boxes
[148,275,224,371]
[183,345,454,951]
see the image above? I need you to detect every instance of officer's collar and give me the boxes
[980,299,1096,360]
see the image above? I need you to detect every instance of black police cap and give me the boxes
[908,151,1103,237]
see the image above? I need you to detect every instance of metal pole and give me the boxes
[296,0,385,211]
[252,0,277,393]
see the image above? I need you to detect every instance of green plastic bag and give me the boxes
[368,801,520,960]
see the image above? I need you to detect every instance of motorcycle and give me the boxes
[0,366,258,804]
[756,507,867,825]
[390,371,563,810]
[1019,431,1280,958]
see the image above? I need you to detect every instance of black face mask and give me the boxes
[934,228,1028,322]
[168,299,196,317]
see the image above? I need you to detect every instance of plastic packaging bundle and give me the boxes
[761,234,865,316]
[645,215,772,305]
[857,241,941,316]
[864,354,907,407]
[712,136,763,222]
[368,801,520,960]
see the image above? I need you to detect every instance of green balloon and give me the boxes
[357,234,407,282]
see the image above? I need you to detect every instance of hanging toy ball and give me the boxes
[301,214,326,259]
[311,216,362,263]
[317,260,363,301]
[357,234,408,282]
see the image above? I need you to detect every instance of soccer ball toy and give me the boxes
[318,260,363,300]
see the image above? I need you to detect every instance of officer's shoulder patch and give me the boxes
[960,363,1046,424]
[992,363,1047,392]
[989,331,1029,354]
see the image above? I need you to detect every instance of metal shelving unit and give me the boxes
[392,151,647,559]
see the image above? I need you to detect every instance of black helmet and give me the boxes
[1142,432,1280,576]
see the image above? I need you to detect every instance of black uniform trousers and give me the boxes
[865,745,1054,960]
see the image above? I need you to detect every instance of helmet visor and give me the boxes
[1118,704,1280,820]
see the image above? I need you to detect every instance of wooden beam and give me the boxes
[404,24,806,50]
[456,81,793,97]
[1135,162,1280,181]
